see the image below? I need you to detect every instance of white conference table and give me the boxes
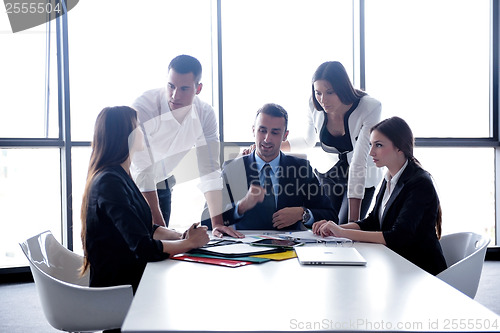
[122,232,500,332]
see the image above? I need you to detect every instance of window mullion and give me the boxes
[56,9,73,250]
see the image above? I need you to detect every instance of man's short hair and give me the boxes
[168,55,202,83]
[255,103,288,132]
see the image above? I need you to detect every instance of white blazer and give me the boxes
[288,95,382,199]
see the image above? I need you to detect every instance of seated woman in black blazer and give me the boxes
[313,117,446,275]
[81,106,209,293]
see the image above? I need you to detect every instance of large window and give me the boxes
[68,0,214,142]
[364,0,494,238]
[416,147,495,240]
[68,0,214,250]
[0,149,62,268]
[221,0,354,143]
[0,18,58,138]
[0,11,60,269]
[0,1,498,270]
[365,0,490,138]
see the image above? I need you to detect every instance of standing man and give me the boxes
[211,103,337,238]
[131,55,223,229]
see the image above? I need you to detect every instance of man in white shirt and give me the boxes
[131,55,223,228]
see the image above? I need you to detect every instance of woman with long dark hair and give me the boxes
[313,117,446,275]
[81,106,209,293]
[287,61,382,224]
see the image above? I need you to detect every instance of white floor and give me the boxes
[0,261,499,332]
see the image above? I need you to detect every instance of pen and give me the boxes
[183,223,199,239]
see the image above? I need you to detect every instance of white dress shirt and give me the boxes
[379,159,408,225]
[130,88,222,193]
[287,95,382,199]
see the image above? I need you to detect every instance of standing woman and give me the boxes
[81,106,209,294]
[313,117,447,275]
[287,61,382,224]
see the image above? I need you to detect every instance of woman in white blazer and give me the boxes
[287,61,382,224]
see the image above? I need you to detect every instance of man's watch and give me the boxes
[301,207,311,224]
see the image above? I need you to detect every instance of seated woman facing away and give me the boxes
[80,106,209,293]
[313,116,447,275]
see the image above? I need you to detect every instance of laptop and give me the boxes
[294,246,367,266]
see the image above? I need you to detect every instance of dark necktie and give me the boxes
[234,163,277,229]
[262,164,276,210]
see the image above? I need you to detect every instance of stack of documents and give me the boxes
[192,242,281,257]
[173,234,299,267]
[277,230,353,245]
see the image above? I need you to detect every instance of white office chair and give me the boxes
[19,230,134,332]
[436,232,490,299]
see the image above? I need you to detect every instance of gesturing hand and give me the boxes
[272,207,303,229]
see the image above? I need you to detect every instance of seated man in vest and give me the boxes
[211,103,338,238]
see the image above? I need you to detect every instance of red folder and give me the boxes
[171,254,253,268]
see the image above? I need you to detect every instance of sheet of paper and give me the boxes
[277,230,352,243]
[187,253,271,264]
[171,254,253,268]
[252,250,297,261]
[211,234,284,244]
[196,243,280,257]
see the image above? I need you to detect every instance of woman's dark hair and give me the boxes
[370,116,416,163]
[370,116,442,238]
[80,106,138,274]
[311,61,366,111]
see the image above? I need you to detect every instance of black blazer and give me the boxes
[357,161,446,275]
[221,152,338,229]
[85,165,168,292]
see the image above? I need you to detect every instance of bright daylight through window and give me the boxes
[0,0,497,269]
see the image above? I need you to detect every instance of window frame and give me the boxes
[0,0,498,273]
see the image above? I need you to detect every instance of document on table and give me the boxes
[252,250,297,261]
[171,254,254,268]
[191,243,283,258]
[277,230,352,244]
[210,234,284,244]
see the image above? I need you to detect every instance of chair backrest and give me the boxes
[20,230,134,332]
[19,230,89,286]
[437,232,490,298]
